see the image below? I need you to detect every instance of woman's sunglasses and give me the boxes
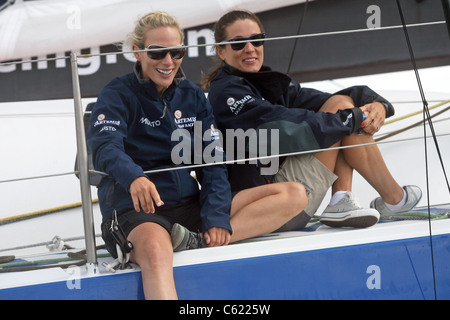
[222,33,266,51]
[144,45,186,60]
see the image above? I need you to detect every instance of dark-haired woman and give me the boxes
[204,10,421,230]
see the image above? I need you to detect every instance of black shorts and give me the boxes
[101,199,202,258]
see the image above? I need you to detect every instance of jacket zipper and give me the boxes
[160,99,168,119]
[161,95,183,201]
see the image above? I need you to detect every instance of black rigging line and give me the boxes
[286,0,309,75]
[396,0,450,301]
[396,2,450,197]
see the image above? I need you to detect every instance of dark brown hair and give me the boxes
[200,10,265,90]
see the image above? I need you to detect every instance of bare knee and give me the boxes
[131,235,173,271]
[320,95,355,113]
[284,182,308,214]
[140,240,172,270]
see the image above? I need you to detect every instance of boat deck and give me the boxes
[1,205,449,300]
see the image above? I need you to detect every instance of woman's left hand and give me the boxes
[360,102,386,135]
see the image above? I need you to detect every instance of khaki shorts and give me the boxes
[274,153,337,218]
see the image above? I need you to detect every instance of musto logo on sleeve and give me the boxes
[94,114,121,132]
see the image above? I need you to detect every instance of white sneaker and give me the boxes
[320,192,380,228]
[370,185,422,218]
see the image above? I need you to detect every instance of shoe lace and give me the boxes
[343,193,362,209]
[185,232,203,249]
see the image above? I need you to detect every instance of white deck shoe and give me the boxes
[370,185,422,218]
[320,191,380,228]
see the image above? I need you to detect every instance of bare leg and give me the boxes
[316,95,356,195]
[332,152,353,194]
[318,95,404,205]
[128,222,178,300]
[340,132,404,205]
[229,182,307,242]
[171,182,307,252]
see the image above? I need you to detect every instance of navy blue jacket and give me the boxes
[208,64,394,192]
[87,64,232,233]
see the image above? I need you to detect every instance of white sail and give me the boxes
[0,0,308,61]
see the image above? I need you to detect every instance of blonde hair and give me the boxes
[124,11,184,49]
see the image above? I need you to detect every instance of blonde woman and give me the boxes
[88,11,307,300]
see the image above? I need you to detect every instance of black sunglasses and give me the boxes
[222,33,266,51]
[144,45,186,60]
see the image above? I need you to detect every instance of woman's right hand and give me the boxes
[129,177,164,213]
[203,227,231,247]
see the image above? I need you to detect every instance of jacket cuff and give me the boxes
[350,107,364,133]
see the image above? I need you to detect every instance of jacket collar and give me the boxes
[221,63,291,104]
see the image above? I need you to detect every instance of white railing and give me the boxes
[70,52,97,270]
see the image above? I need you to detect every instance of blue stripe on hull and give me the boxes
[1,233,449,300]
[175,233,450,300]
[0,270,145,300]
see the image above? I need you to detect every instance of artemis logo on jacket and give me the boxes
[227,95,254,115]
[94,119,120,127]
[175,116,197,129]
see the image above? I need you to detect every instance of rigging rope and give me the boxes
[286,0,309,75]
[384,99,450,125]
[0,99,449,188]
[0,199,99,226]
[396,0,450,300]
[0,246,108,273]
[376,104,450,142]
[0,21,446,67]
